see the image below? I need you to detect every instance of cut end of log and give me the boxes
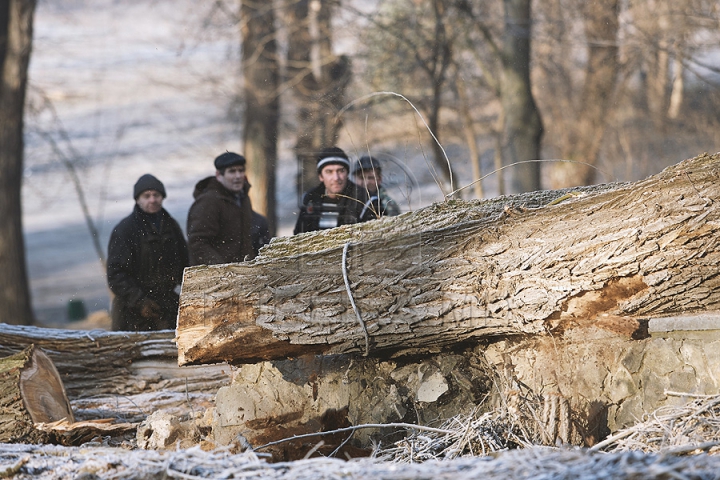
[1,345,75,443]
[20,348,75,425]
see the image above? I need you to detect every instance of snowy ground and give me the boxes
[23,0,459,325]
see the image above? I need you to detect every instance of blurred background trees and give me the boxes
[1,0,36,325]
[192,0,720,214]
[5,0,720,324]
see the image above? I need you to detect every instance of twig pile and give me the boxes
[592,392,720,454]
[376,389,549,462]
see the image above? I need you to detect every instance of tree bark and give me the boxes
[0,0,36,325]
[242,0,280,235]
[177,152,720,365]
[500,0,543,194]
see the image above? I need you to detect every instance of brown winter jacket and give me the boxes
[187,176,255,266]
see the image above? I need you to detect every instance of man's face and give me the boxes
[216,165,247,194]
[354,168,381,195]
[319,164,348,196]
[136,190,164,214]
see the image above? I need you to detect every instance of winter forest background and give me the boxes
[4,0,720,325]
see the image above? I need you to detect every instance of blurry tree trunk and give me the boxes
[667,53,684,120]
[643,2,671,130]
[646,43,670,129]
[500,0,543,194]
[0,0,36,326]
[455,73,483,199]
[425,0,454,189]
[285,0,351,197]
[242,0,280,235]
[550,0,619,189]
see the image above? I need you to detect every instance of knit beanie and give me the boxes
[214,152,246,171]
[354,155,382,174]
[316,146,350,173]
[133,174,166,199]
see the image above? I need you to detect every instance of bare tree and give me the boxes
[499,0,543,193]
[0,0,36,325]
[354,0,456,187]
[241,0,280,235]
[283,0,352,196]
[548,0,619,188]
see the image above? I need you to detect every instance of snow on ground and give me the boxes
[23,0,458,325]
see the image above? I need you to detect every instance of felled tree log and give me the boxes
[177,152,720,366]
[0,324,232,423]
[0,345,141,446]
[0,346,73,443]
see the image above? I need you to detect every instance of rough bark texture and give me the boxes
[0,346,71,443]
[0,0,36,325]
[178,152,720,366]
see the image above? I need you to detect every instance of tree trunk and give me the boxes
[426,0,453,188]
[177,152,720,366]
[455,74,483,200]
[0,345,72,443]
[667,54,684,119]
[0,0,36,325]
[551,0,619,188]
[500,0,543,194]
[242,0,279,235]
[284,0,351,196]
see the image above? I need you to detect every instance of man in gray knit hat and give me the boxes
[107,174,188,331]
[352,154,401,218]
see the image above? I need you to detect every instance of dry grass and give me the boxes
[590,392,720,455]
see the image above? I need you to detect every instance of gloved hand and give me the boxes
[138,298,162,320]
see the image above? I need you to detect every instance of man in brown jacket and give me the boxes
[187,152,256,265]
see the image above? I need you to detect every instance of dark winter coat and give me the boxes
[107,205,189,331]
[251,211,271,255]
[293,180,370,235]
[187,176,255,266]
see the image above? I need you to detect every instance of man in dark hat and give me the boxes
[352,154,401,218]
[187,152,266,265]
[107,174,189,331]
[294,146,372,234]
